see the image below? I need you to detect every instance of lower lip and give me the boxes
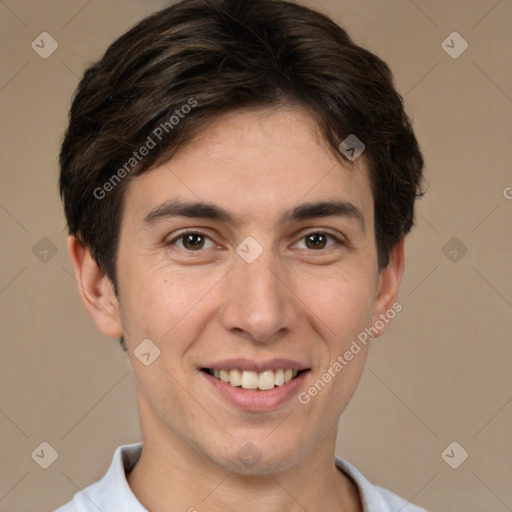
[202,370,309,411]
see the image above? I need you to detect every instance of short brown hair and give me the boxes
[60,0,424,289]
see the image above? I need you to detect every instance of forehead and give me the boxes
[123,107,373,226]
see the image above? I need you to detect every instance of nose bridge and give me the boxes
[221,244,296,342]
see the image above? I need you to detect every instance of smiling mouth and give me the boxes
[202,368,306,391]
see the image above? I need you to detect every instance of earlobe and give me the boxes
[67,235,124,339]
[371,239,405,338]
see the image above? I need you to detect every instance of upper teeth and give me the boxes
[211,369,298,390]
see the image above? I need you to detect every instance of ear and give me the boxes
[67,235,124,339]
[370,238,405,338]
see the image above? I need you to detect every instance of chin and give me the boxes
[203,440,306,475]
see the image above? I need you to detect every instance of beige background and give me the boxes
[1,0,511,511]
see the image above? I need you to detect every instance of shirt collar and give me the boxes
[98,442,147,511]
[99,443,415,512]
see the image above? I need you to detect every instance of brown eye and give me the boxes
[305,233,328,250]
[171,232,216,251]
[294,232,342,251]
[182,233,205,250]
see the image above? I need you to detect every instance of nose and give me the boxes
[219,250,297,344]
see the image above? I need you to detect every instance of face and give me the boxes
[84,107,402,474]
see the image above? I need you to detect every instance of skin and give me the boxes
[68,106,404,512]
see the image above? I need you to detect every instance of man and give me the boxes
[57,0,426,510]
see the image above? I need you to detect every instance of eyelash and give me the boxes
[168,230,345,251]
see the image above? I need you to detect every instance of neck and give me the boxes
[127,397,361,512]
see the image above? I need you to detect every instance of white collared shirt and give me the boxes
[54,443,427,512]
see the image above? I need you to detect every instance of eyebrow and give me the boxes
[143,200,235,225]
[283,200,365,232]
[143,198,365,232]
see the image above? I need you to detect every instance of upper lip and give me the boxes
[201,359,309,372]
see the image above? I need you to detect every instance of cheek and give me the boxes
[119,264,218,351]
[299,268,376,345]
[305,275,374,408]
